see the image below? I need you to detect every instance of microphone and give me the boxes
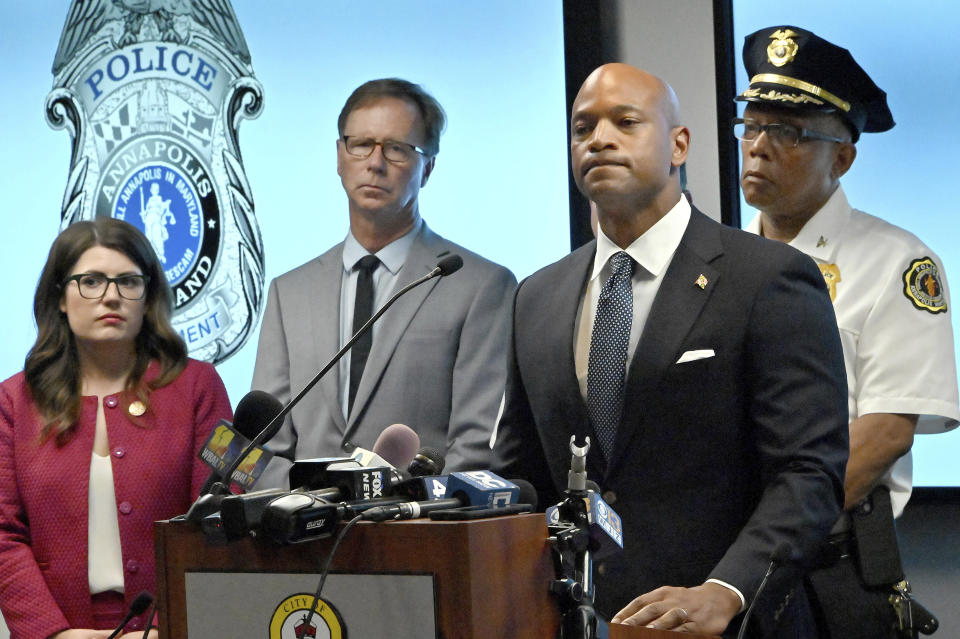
[260,492,348,543]
[363,470,523,521]
[390,447,448,500]
[290,426,421,500]
[184,391,285,523]
[197,390,284,494]
[205,390,286,498]
[547,477,623,560]
[735,542,795,639]
[105,591,152,639]
[221,257,463,496]
[219,486,339,540]
[288,456,392,501]
[346,423,421,486]
[436,254,463,276]
[407,446,444,477]
[370,423,421,469]
[325,465,391,500]
[260,491,407,544]
[428,478,537,520]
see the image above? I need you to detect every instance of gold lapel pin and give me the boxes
[128,400,146,417]
[695,274,708,289]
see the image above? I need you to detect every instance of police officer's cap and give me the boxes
[736,26,894,140]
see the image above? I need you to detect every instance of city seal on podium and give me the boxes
[269,594,346,639]
[46,0,265,364]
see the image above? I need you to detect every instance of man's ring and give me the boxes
[678,608,689,622]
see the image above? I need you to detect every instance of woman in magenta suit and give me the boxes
[0,218,232,639]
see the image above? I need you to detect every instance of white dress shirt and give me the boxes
[574,196,691,398]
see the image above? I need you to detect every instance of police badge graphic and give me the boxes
[46,0,265,364]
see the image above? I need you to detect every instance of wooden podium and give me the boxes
[609,625,719,639]
[155,513,558,638]
[154,514,718,638]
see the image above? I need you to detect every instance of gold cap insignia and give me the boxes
[128,400,146,417]
[767,29,799,67]
[695,274,708,289]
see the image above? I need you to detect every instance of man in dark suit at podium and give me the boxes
[493,63,849,637]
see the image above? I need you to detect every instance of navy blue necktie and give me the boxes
[349,254,380,416]
[587,251,634,460]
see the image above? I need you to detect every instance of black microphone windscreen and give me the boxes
[407,446,445,476]
[511,478,538,510]
[130,591,153,615]
[437,254,463,276]
[372,423,421,468]
[233,390,284,440]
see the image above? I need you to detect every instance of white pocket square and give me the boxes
[676,349,715,364]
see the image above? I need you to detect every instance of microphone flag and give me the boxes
[197,419,275,489]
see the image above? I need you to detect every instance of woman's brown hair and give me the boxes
[24,218,188,443]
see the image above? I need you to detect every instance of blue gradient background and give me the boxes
[1,2,956,486]
[0,3,569,419]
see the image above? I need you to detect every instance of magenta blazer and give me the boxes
[0,359,232,638]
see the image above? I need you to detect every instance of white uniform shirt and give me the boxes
[747,186,960,516]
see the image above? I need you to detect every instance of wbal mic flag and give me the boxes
[198,419,275,490]
[47,0,265,364]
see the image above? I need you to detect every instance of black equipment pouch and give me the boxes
[851,486,940,636]
[850,485,904,587]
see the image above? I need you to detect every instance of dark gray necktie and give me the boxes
[349,254,380,415]
[587,251,634,460]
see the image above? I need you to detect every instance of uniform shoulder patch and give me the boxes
[902,257,947,314]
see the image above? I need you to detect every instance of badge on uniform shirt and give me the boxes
[903,257,948,314]
[818,263,841,302]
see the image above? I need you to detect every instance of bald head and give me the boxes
[570,63,690,244]
[576,64,682,128]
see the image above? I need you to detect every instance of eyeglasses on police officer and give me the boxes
[733,117,848,148]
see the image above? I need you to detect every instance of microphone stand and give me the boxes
[185,258,461,522]
[548,436,600,639]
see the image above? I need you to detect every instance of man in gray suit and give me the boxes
[252,78,516,488]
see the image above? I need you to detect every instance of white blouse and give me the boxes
[88,453,125,594]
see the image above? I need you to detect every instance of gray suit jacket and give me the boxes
[252,222,516,488]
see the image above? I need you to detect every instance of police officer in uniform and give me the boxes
[735,25,960,638]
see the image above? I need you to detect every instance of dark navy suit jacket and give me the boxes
[494,208,849,637]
